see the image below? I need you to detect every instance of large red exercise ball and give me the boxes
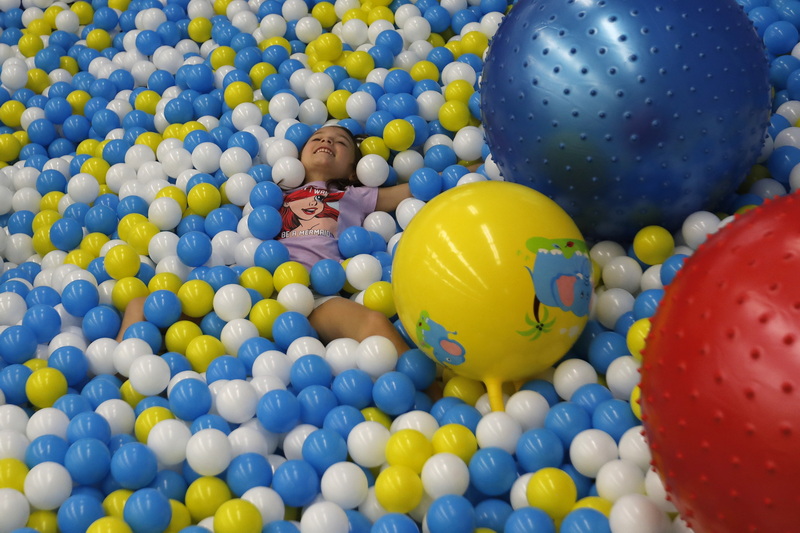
[481,0,771,242]
[393,181,592,411]
[640,192,800,533]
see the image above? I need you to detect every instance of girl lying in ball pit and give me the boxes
[118,125,413,354]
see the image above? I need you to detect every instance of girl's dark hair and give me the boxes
[311,125,368,191]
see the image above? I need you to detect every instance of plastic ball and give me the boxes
[481,0,771,241]
[24,461,73,510]
[214,498,262,533]
[393,181,590,411]
[640,193,800,533]
[425,494,475,533]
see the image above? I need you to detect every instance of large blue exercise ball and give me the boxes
[481,0,771,241]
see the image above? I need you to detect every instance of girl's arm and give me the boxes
[375,183,412,212]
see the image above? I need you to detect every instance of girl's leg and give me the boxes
[308,297,411,354]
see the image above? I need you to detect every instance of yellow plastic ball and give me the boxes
[86,28,112,51]
[187,17,212,43]
[117,213,148,241]
[120,379,146,408]
[76,138,100,156]
[249,299,286,339]
[0,458,28,491]
[135,131,161,153]
[26,68,50,94]
[249,62,277,88]
[134,406,175,443]
[81,232,110,256]
[315,33,344,61]
[374,465,424,513]
[632,225,675,265]
[103,489,133,518]
[383,119,415,152]
[165,500,192,533]
[18,33,44,58]
[177,279,215,318]
[165,320,203,355]
[385,429,433,473]
[127,221,160,256]
[81,156,111,183]
[26,367,68,408]
[71,1,94,24]
[0,133,22,162]
[362,281,396,318]
[326,89,351,120]
[60,56,79,75]
[185,334,226,373]
[32,209,59,232]
[0,100,25,128]
[104,244,141,280]
[111,277,149,311]
[148,272,183,293]
[410,60,439,82]
[626,317,651,361]
[442,375,486,406]
[239,266,274,298]
[33,228,56,257]
[460,30,489,56]
[273,261,310,291]
[444,79,475,103]
[24,359,47,372]
[224,80,254,108]
[431,423,478,463]
[67,90,91,115]
[526,467,577,520]
[361,406,392,429]
[342,7,368,23]
[187,182,222,217]
[311,2,337,28]
[134,90,161,114]
[344,50,375,80]
[630,384,642,420]
[438,100,471,132]
[573,496,613,517]
[261,37,292,55]
[213,498,262,533]
[26,510,58,533]
[87,516,133,533]
[444,40,463,59]
[359,136,390,159]
[367,5,394,24]
[64,250,94,270]
[185,476,232,522]
[29,17,54,35]
[43,6,64,29]
[155,185,188,211]
[210,45,236,69]
[40,191,64,212]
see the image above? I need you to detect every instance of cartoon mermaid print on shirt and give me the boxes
[279,186,345,239]
[519,237,592,340]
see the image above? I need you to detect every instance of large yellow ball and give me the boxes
[393,181,591,411]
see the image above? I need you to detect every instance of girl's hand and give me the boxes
[375,183,412,212]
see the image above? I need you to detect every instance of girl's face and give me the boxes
[300,127,358,182]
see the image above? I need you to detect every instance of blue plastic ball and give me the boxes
[504,507,556,533]
[26,434,69,468]
[372,371,416,416]
[331,368,373,409]
[226,452,273,497]
[48,346,89,388]
[57,494,105,533]
[481,0,772,241]
[123,487,172,533]
[271,459,320,508]
[110,442,158,489]
[515,428,565,473]
[64,438,111,486]
[297,384,339,427]
[426,495,475,533]
[544,401,592,447]
[468,447,517,496]
[301,428,348,475]
[257,389,300,433]
[322,405,366,440]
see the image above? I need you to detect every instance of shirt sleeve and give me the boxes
[343,185,379,222]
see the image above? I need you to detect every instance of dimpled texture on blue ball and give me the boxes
[481,0,771,241]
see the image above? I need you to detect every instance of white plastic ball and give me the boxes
[606,356,641,401]
[390,411,439,439]
[242,486,286,524]
[356,154,389,187]
[0,292,26,325]
[395,197,425,229]
[231,102,263,130]
[569,428,620,478]
[185,428,232,476]
[363,211,397,243]
[608,493,671,533]
[595,459,646,502]
[509,472,534,510]
[219,147,253,178]
[644,467,677,513]
[252,350,292,385]
[420,452,469,498]
[95,399,136,436]
[147,418,191,466]
[325,338,360,375]
[277,283,315,316]
[594,287,635,330]
[504,390,550,431]
[392,150,424,181]
[416,90,446,121]
[602,256,643,294]
[640,264,663,292]
[618,426,652,472]
[0,488,30,531]
[320,461,369,509]
[271,156,306,189]
[213,283,252,322]
[281,423,316,461]
[225,173,257,206]
[191,142,223,173]
[112,338,152,377]
[26,408,69,441]
[474,411,522,454]
[0,429,29,461]
[24,461,72,510]
[269,92,301,121]
[305,72,335,101]
[553,358,598,401]
[148,197,183,230]
[286,336,327,362]
[681,210,721,250]
[67,173,100,204]
[299,98,329,124]
[295,16,323,43]
[345,254,382,291]
[128,354,171,396]
[347,420,391,468]
[355,335,398,378]
[215,379,258,424]
[220,318,259,357]
[300,501,349,533]
[85,338,119,377]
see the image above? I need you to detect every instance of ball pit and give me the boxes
[0,0,796,532]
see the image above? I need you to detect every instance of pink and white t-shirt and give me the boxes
[278,181,378,269]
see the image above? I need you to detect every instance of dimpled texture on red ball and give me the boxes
[640,192,800,533]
